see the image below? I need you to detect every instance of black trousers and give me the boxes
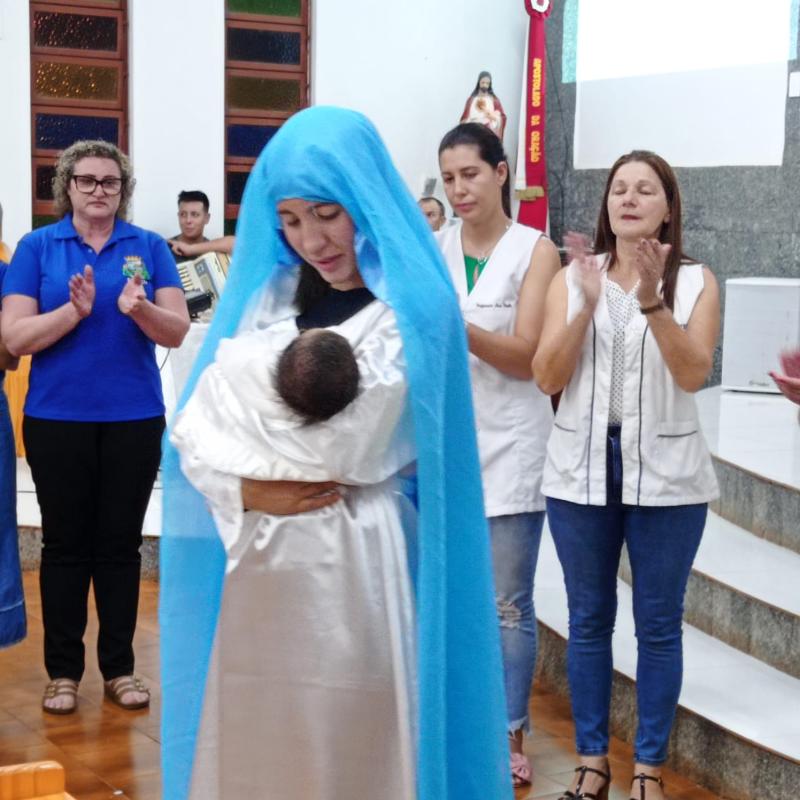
[23,415,164,681]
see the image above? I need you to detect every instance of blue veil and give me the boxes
[160,106,512,799]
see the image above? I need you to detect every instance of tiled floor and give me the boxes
[0,573,161,800]
[0,572,722,800]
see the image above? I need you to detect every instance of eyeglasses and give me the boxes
[72,175,124,196]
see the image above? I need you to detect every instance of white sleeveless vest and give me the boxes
[541,257,719,507]
[437,221,553,516]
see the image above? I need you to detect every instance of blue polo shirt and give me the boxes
[2,215,183,421]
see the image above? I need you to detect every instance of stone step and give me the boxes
[619,510,800,679]
[535,523,800,800]
[697,387,800,555]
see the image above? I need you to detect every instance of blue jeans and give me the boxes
[546,426,706,765]
[489,511,545,734]
[0,384,26,648]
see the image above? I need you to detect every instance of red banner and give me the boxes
[518,0,551,230]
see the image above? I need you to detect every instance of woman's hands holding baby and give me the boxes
[242,478,343,515]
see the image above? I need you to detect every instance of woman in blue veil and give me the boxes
[161,106,512,799]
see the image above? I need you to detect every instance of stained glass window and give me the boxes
[226,171,250,205]
[30,2,128,222]
[227,28,301,65]
[35,166,56,201]
[33,12,118,52]
[33,215,57,230]
[225,0,307,222]
[227,123,280,158]
[34,62,119,102]
[227,0,302,18]
[35,113,119,151]
[227,76,301,112]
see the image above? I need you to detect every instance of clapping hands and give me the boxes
[769,348,800,406]
[69,265,95,319]
[564,231,602,309]
[635,238,671,306]
[118,274,147,316]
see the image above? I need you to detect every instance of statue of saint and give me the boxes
[461,71,506,140]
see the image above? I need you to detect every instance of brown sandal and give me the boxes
[104,675,150,710]
[42,678,79,715]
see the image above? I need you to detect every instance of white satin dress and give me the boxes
[171,301,418,800]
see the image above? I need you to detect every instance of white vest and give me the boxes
[437,221,553,516]
[542,258,719,507]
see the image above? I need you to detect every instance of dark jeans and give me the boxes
[23,416,164,681]
[546,425,706,766]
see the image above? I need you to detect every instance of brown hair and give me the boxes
[594,150,687,310]
[439,122,511,218]
[52,139,135,220]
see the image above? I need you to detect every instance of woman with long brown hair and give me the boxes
[437,122,560,788]
[533,151,720,800]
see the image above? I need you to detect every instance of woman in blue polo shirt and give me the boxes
[1,140,190,715]
[0,258,26,652]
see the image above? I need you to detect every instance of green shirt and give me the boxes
[464,255,487,294]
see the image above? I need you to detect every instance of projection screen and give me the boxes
[572,0,796,168]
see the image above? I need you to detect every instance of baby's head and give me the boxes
[275,328,360,424]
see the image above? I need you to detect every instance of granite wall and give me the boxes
[542,5,800,382]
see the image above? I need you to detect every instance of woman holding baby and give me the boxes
[161,107,513,800]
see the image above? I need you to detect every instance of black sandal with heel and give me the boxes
[559,764,611,800]
[630,772,664,800]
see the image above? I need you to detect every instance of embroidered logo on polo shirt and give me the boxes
[122,256,151,282]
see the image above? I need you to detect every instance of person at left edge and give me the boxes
[1,139,190,715]
[0,256,26,652]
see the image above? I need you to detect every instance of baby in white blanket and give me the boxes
[170,302,415,569]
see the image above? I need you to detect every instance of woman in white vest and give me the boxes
[533,151,720,800]
[436,122,561,788]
